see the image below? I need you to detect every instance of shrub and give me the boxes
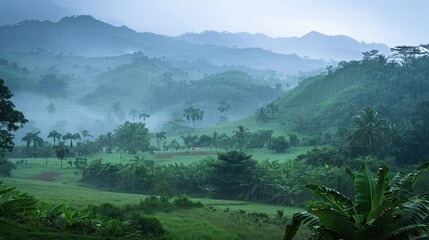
[88,203,123,220]
[129,214,166,238]
[0,159,16,177]
[173,194,203,208]
[269,136,290,153]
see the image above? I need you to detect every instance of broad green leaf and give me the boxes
[345,164,355,180]
[284,211,320,240]
[396,198,429,228]
[305,184,355,216]
[284,214,302,240]
[354,162,375,215]
[353,208,394,239]
[309,208,357,239]
[367,165,388,222]
[384,224,429,240]
[389,162,429,202]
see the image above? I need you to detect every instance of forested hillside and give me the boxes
[276,48,429,133]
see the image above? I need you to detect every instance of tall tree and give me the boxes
[139,113,150,124]
[111,101,125,121]
[22,131,43,151]
[81,130,92,142]
[129,108,138,121]
[31,132,44,150]
[63,132,81,148]
[265,103,278,119]
[350,107,388,154]
[254,107,269,123]
[47,130,62,145]
[97,132,114,153]
[155,132,167,150]
[21,132,34,149]
[233,125,250,151]
[53,141,67,169]
[46,102,56,114]
[211,150,258,200]
[114,121,150,154]
[212,131,219,149]
[217,100,230,114]
[183,106,204,128]
[0,79,28,156]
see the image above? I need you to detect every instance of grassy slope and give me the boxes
[1,177,306,240]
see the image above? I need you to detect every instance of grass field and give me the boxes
[1,177,309,240]
[3,146,314,239]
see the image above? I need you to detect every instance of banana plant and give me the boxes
[284,162,429,240]
[0,181,38,218]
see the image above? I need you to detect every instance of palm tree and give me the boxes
[155,132,167,149]
[183,106,204,128]
[111,101,124,121]
[21,131,43,150]
[212,131,219,149]
[81,130,92,142]
[32,133,44,150]
[63,132,81,148]
[97,132,114,153]
[217,100,230,113]
[233,125,250,151]
[167,139,180,151]
[47,130,62,145]
[139,112,150,124]
[254,107,269,123]
[265,103,278,119]
[22,132,34,149]
[350,107,388,153]
[129,108,138,121]
[46,102,56,114]
[114,121,150,154]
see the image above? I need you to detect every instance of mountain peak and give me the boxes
[58,15,101,25]
[302,31,325,38]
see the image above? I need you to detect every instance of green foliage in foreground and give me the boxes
[0,179,295,239]
[284,162,429,240]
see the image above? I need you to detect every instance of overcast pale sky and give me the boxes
[52,0,428,46]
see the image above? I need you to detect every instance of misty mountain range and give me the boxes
[0,12,388,75]
[178,31,390,61]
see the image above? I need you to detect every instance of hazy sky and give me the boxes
[51,0,428,46]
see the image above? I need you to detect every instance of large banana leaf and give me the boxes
[354,162,375,215]
[0,183,38,218]
[308,208,358,239]
[388,162,429,202]
[395,198,429,228]
[284,211,320,240]
[352,208,394,240]
[305,184,356,216]
[384,224,429,240]
[367,165,388,222]
[284,213,302,240]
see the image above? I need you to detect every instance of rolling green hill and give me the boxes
[274,51,429,133]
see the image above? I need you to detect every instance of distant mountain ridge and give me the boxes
[0,0,72,25]
[0,15,329,75]
[178,30,390,61]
